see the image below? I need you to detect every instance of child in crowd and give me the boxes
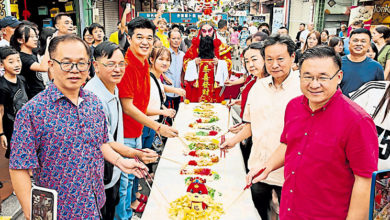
[0,46,28,159]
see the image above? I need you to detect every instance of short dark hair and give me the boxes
[253,31,268,42]
[0,46,18,62]
[352,20,364,28]
[171,24,180,30]
[279,26,288,32]
[261,29,270,36]
[299,46,341,70]
[168,29,182,38]
[10,25,37,51]
[300,23,306,27]
[94,41,120,60]
[218,19,227,29]
[259,23,269,29]
[127,17,156,38]
[350,28,371,40]
[54,12,71,24]
[48,34,91,59]
[262,34,296,57]
[321,29,329,36]
[89,23,105,34]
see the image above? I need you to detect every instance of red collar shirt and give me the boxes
[117,49,150,138]
[280,89,378,219]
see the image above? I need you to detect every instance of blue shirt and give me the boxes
[9,83,109,219]
[84,76,123,144]
[165,48,184,97]
[341,56,384,96]
[343,38,350,55]
[84,76,123,189]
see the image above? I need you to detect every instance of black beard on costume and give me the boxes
[199,35,215,59]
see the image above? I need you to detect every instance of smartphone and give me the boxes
[369,169,390,220]
[31,185,58,220]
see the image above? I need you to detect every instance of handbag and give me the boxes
[150,73,166,152]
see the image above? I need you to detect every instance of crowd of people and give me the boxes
[0,4,388,220]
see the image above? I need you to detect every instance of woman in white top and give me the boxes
[142,47,185,150]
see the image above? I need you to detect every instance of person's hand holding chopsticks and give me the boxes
[116,157,149,178]
[136,148,159,164]
[219,136,236,151]
[245,165,270,187]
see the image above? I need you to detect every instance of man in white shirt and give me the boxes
[221,34,302,220]
[299,23,313,49]
[54,13,74,36]
[165,30,185,121]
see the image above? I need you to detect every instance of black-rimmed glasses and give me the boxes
[52,59,90,72]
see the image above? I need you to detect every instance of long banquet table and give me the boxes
[141,103,261,220]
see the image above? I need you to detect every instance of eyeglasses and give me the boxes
[98,61,128,69]
[201,28,213,34]
[52,59,90,72]
[190,29,197,33]
[300,70,340,84]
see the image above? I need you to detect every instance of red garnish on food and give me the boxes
[189,123,194,128]
[196,119,202,123]
[195,168,211,176]
[189,151,198,157]
[209,131,218,136]
[188,160,198,166]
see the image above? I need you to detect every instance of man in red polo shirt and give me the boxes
[116,17,178,219]
[247,46,378,219]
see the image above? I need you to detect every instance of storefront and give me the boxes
[12,0,79,29]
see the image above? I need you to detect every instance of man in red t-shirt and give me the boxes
[247,47,378,219]
[116,17,178,219]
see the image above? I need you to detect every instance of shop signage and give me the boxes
[372,0,390,25]
[138,12,228,24]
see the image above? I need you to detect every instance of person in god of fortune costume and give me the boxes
[183,1,232,103]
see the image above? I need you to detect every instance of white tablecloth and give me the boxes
[141,103,261,220]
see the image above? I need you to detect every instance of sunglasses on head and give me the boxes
[201,28,213,33]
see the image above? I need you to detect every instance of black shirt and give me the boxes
[19,52,45,99]
[0,75,28,158]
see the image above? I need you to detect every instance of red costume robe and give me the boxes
[183,34,232,103]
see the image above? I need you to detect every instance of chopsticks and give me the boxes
[133,154,170,205]
[220,135,227,158]
[134,155,153,190]
[226,167,267,210]
[135,148,183,166]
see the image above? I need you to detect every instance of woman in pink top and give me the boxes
[230,26,240,57]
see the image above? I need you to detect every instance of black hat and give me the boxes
[0,16,21,28]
